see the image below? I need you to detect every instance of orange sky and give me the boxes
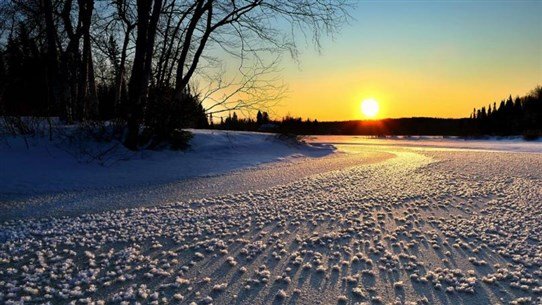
[275,66,541,120]
[266,1,542,121]
[202,1,542,121]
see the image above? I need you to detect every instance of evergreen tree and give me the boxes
[472,87,542,136]
[256,110,263,124]
[3,25,48,116]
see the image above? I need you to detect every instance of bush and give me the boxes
[0,116,52,137]
[170,129,193,150]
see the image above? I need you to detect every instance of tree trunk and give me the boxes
[173,0,205,99]
[124,0,163,150]
[42,0,65,119]
[78,0,97,119]
[60,0,82,121]
[114,25,132,113]
[87,39,98,117]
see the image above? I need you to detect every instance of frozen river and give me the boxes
[1,137,541,304]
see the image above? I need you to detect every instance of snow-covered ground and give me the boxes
[1,135,542,304]
[0,129,333,195]
[308,135,542,153]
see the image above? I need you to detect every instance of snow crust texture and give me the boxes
[1,148,541,304]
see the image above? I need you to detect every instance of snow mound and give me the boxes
[0,129,334,195]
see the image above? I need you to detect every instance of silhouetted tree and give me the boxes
[262,111,270,123]
[0,0,350,149]
[472,86,542,136]
[3,25,48,116]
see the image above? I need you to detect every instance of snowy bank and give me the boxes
[0,129,334,194]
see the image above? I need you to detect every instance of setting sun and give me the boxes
[361,98,379,118]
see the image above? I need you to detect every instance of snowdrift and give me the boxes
[0,129,334,194]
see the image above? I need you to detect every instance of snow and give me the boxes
[0,129,333,194]
[1,133,542,304]
[308,135,542,153]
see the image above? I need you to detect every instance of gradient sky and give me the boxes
[269,0,542,120]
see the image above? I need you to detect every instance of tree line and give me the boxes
[212,112,473,136]
[216,86,542,139]
[0,0,349,149]
[471,86,542,137]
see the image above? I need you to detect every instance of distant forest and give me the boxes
[216,86,542,139]
[470,86,542,137]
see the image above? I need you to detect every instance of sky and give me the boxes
[267,0,542,121]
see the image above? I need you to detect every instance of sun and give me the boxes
[361,98,379,118]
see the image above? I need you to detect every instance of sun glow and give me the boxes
[361,98,379,118]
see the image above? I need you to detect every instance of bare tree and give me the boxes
[112,0,136,109]
[93,0,137,112]
[124,0,163,149]
[124,0,349,149]
[1,0,351,149]
[78,0,98,118]
[172,0,350,96]
[41,0,66,116]
[196,57,286,117]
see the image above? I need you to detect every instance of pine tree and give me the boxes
[471,87,542,136]
[262,111,270,123]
